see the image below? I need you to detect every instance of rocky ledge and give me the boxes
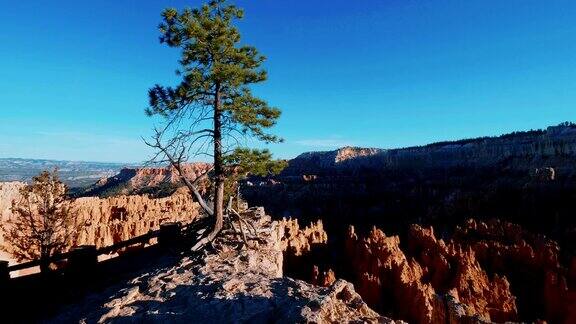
[49,208,400,323]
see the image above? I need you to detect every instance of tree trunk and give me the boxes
[208,83,224,242]
[40,259,49,273]
[40,248,49,273]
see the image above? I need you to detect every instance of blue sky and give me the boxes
[1,0,575,163]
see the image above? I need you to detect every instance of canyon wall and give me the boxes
[244,124,576,322]
[452,219,576,323]
[243,125,576,258]
[279,124,576,176]
[80,162,212,197]
[279,218,335,286]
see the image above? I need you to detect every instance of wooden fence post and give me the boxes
[159,222,181,248]
[67,245,97,275]
[0,260,9,283]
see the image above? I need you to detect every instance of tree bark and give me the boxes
[40,248,49,273]
[207,83,224,242]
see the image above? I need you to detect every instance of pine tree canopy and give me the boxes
[145,0,285,239]
[146,0,283,161]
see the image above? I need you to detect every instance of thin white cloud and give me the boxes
[294,138,354,148]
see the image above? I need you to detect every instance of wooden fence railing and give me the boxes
[0,219,204,281]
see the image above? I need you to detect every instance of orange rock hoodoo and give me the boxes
[0,184,199,263]
[276,216,575,323]
[453,219,576,323]
[344,224,518,324]
[279,218,327,256]
[311,265,336,287]
[279,218,334,286]
[71,187,199,248]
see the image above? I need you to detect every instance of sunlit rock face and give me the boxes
[340,224,517,323]
[285,146,384,174]
[70,187,199,248]
[279,218,328,256]
[280,218,573,323]
[242,125,576,317]
[0,182,199,266]
[80,163,212,197]
[0,182,26,265]
[278,218,335,286]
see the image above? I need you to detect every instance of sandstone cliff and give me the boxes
[278,217,520,323]
[0,182,25,265]
[242,125,576,295]
[280,124,576,176]
[81,163,212,197]
[278,218,336,287]
[0,182,200,267]
[286,146,384,174]
[279,218,328,256]
[70,187,199,249]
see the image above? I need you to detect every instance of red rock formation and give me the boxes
[454,218,576,323]
[0,184,199,265]
[279,218,327,256]
[84,163,212,197]
[346,225,444,323]
[344,224,518,324]
[334,146,382,163]
[311,265,336,287]
[279,218,333,286]
[70,187,199,248]
[128,163,211,190]
[408,225,517,322]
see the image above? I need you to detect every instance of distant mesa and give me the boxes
[279,122,576,177]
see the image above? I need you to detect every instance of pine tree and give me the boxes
[145,0,284,244]
[1,170,76,272]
